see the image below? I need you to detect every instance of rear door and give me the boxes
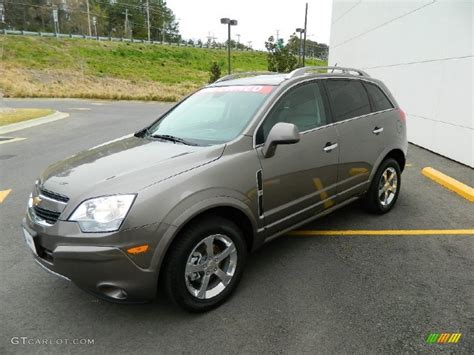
[324,78,385,200]
[256,81,339,236]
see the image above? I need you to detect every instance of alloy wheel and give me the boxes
[184,234,238,299]
[378,166,398,207]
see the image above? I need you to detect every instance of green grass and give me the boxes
[0,36,327,101]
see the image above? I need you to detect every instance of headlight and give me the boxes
[69,194,136,233]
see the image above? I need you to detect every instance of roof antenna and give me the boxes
[331,64,337,73]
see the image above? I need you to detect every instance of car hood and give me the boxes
[39,135,225,199]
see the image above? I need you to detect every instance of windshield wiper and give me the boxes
[150,134,198,146]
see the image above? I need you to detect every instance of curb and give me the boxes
[422,167,474,202]
[0,111,69,134]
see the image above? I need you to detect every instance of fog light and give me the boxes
[97,284,127,300]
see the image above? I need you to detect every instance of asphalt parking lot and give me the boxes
[0,98,473,354]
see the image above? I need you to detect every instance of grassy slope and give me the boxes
[0,36,326,101]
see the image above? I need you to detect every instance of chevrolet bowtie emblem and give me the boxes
[32,196,42,206]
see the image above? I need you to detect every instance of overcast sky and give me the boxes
[167,0,333,49]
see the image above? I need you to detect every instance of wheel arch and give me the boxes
[174,206,256,252]
[385,148,406,172]
[370,147,406,182]
[152,198,258,279]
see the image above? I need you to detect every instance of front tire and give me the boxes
[162,215,247,312]
[362,158,401,214]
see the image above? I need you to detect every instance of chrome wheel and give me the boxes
[378,166,398,207]
[185,234,237,300]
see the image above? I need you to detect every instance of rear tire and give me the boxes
[362,158,401,214]
[162,215,247,312]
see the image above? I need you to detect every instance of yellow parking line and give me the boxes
[288,229,474,236]
[422,167,474,202]
[0,189,12,203]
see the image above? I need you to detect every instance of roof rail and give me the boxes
[287,66,370,78]
[214,71,277,83]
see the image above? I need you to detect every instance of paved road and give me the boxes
[1,99,473,354]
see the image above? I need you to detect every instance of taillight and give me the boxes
[398,108,406,121]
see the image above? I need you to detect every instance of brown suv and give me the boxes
[23,67,407,312]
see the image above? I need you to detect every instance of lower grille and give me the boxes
[33,206,61,224]
[37,244,54,262]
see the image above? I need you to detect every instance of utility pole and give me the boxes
[236,33,240,49]
[206,32,216,48]
[86,0,91,37]
[1,2,6,25]
[145,0,151,42]
[93,16,97,40]
[302,2,308,66]
[52,8,59,37]
[276,29,279,42]
[161,21,166,44]
[124,8,130,39]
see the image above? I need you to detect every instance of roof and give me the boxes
[210,66,371,87]
[212,74,288,87]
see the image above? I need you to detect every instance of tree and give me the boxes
[287,32,329,61]
[265,35,297,73]
[1,0,181,41]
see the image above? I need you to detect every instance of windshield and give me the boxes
[147,85,274,145]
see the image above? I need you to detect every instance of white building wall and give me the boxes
[329,0,473,167]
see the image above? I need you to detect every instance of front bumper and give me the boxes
[22,217,158,303]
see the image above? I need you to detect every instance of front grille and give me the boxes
[33,206,61,224]
[39,188,69,203]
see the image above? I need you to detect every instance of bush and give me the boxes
[209,62,222,83]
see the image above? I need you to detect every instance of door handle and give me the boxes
[372,127,384,135]
[323,142,338,152]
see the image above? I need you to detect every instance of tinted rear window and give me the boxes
[364,82,394,112]
[325,79,371,122]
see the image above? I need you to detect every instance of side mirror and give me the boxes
[262,122,300,158]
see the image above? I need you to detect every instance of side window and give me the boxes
[325,79,371,122]
[256,82,329,144]
[364,82,394,112]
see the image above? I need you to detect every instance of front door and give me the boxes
[255,81,339,237]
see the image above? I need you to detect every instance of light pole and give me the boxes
[220,17,238,74]
[296,27,305,65]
